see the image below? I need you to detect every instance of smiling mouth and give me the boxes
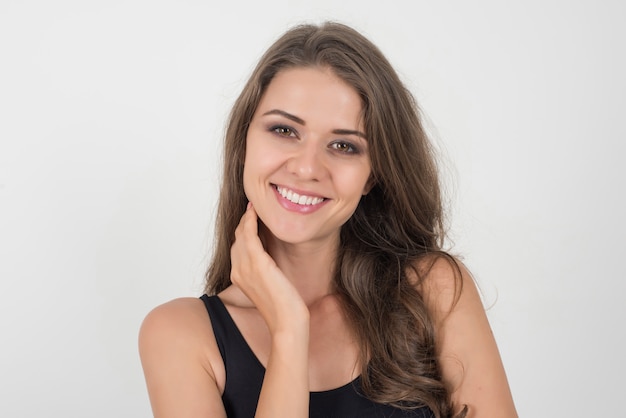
[273,185,327,206]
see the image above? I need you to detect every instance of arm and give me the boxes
[138,298,227,418]
[420,258,518,417]
[139,204,309,418]
[229,203,310,417]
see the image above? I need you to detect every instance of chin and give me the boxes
[260,220,310,245]
[258,217,335,247]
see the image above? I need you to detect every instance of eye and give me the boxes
[271,125,297,138]
[330,141,359,154]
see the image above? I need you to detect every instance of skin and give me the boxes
[139,67,518,417]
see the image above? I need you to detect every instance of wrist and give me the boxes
[269,308,310,340]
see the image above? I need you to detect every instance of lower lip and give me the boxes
[272,186,329,214]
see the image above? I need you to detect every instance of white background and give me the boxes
[1,1,624,417]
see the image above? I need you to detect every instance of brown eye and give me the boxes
[330,141,358,154]
[272,126,295,137]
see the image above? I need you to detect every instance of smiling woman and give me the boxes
[138,22,518,418]
[244,67,372,244]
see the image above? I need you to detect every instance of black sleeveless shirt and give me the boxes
[201,295,434,418]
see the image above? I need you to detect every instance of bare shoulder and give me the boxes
[412,255,479,321]
[140,297,210,332]
[139,297,213,355]
[413,255,518,417]
[139,297,223,381]
[139,297,227,417]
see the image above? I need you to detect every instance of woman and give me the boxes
[139,22,517,418]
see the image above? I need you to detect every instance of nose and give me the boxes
[286,141,326,181]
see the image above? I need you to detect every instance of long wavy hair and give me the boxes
[204,22,466,418]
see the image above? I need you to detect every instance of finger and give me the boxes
[234,202,253,239]
[233,204,264,264]
[241,203,260,240]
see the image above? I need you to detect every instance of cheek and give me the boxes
[336,167,371,201]
[352,166,373,196]
[242,142,256,201]
[245,138,283,176]
[242,140,276,200]
[242,161,262,203]
[242,167,252,201]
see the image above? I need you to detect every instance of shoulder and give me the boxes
[412,254,479,322]
[412,255,518,416]
[138,297,225,391]
[138,297,228,417]
[139,297,212,348]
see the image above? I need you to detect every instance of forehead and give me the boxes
[255,67,364,130]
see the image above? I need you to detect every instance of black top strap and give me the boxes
[200,294,433,418]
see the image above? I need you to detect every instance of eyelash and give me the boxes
[268,125,361,155]
[271,125,297,138]
[330,141,360,154]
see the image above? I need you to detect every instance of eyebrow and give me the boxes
[263,109,305,125]
[262,109,366,139]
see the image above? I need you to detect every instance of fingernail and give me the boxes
[247,201,252,209]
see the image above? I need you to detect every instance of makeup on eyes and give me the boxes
[259,106,367,155]
[266,123,363,155]
[269,124,298,138]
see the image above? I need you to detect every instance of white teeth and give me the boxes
[276,186,325,206]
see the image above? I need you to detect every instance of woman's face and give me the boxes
[243,66,372,247]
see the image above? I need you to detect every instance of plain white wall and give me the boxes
[1,1,624,417]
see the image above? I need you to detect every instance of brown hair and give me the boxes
[205,22,466,418]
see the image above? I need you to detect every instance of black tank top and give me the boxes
[201,295,434,418]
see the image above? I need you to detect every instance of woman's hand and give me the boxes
[230,202,311,417]
[230,202,309,334]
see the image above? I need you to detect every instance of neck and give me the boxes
[260,226,339,306]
